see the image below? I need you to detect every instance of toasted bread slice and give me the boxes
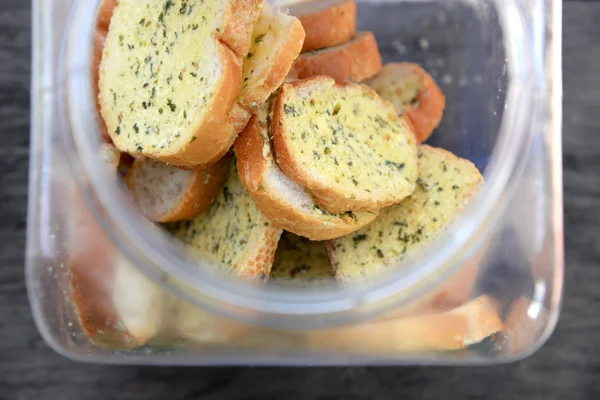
[366,63,446,143]
[272,76,418,214]
[286,0,356,52]
[328,145,484,281]
[99,0,263,167]
[307,295,502,353]
[92,0,118,142]
[124,155,230,223]
[288,32,382,83]
[174,159,282,280]
[235,99,378,240]
[237,4,305,111]
[270,233,334,282]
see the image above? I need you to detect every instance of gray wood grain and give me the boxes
[1,1,599,399]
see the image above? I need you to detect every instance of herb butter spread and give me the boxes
[175,159,281,278]
[331,145,483,281]
[270,233,334,282]
[274,77,418,212]
[100,0,225,155]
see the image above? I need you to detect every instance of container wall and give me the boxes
[27,0,562,365]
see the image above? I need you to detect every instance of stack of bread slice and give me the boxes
[75,0,502,352]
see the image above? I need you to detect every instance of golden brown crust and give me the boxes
[236,115,378,240]
[307,295,503,353]
[95,0,117,34]
[124,154,231,223]
[366,63,446,143]
[237,227,282,280]
[293,0,357,53]
[220,0,265,57]
[288,32,382,83]
[272,76,417,214]
[92,0,117,143]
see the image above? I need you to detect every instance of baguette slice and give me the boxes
[307,295,502,353]
[237,4,305,111]
[270,233,334,282]
[328,145,484,282]
[235,99,378,240]
[272,76,418,214]
[92,0,118,142]
[287,0,356,52]
[288,32,382,83]
[174,159,283,280]
[124,155,230,223]
[366,63,446,143]
[99,0,263,167]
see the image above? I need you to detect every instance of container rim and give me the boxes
[56,0,538,329]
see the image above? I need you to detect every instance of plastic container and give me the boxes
[27,0,563,365]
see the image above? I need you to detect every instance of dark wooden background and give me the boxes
[1,1,599,399]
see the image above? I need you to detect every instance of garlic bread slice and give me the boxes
[236,98,378,240]
[174,159,282,280]
[272,76,419,214]
[329,145,483,282]
[99,0,263,167]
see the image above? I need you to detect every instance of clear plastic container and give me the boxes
[27,0,563,365]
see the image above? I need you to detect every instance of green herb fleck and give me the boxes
[353,234,369,245]
[167,98,177,112]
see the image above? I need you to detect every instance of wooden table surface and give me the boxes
[1,1,599,399]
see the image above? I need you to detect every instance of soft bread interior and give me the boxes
[127,160,193,220]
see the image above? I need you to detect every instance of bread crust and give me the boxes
[291,0,357,52]
[236,114,378,240]
[221,0,265,57]
[366,63,446,143]
[272,76,418,214]
[237,224,283,280]
[92,0,117,143]
[289,32,382,83]
[124,154,231,223]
